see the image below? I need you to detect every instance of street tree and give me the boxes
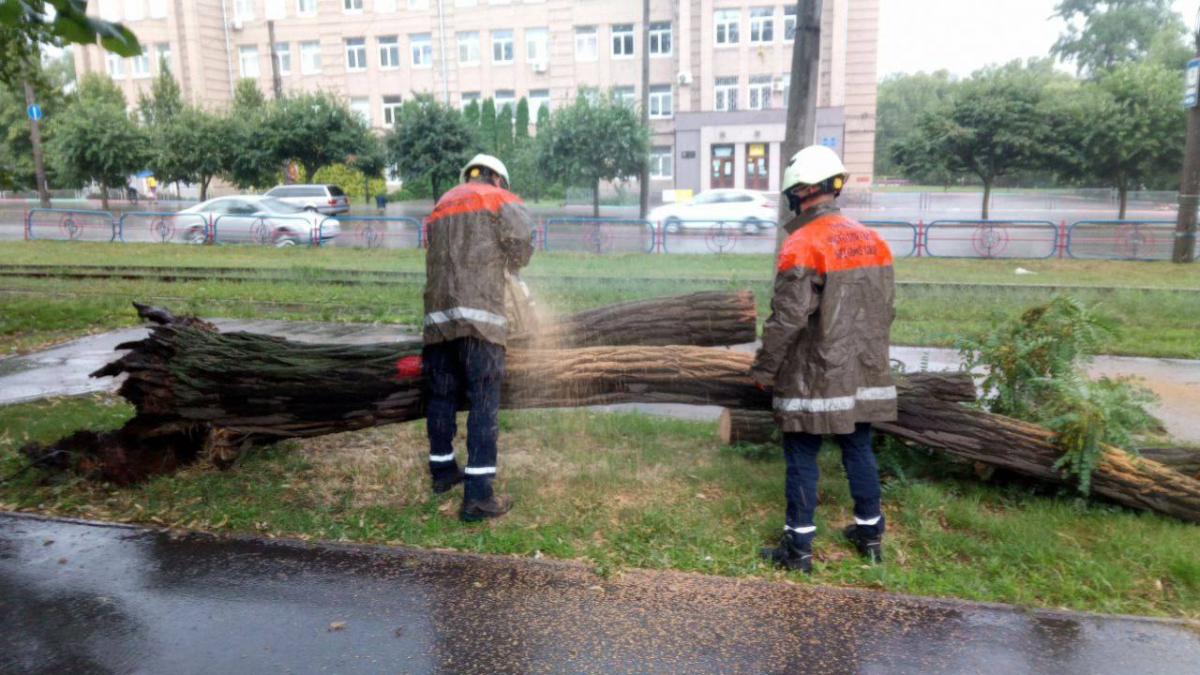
[136,59,182,127]
[0,52,69,189]
[232,78,266,112]
[385,94,478,201]
[266,90,367,180]
[538,89,650,217]
[151,106,234,201]
[463,98,480,131]
[874,70,958,182]
[47,73,146,210]
[1067,62,1186,217]
[1052,0,1187,76]
[535,102,550,129]
[891,61,1071,219]
[347,131,389,203]
[496,102,514,160]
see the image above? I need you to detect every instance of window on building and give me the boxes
[148,0,167,18]
[495,90,515,113]
[383,95,403,126]
[106,52,124,79]
[750,7,774,43]
[649,22,671,56]
[714,10,740,45]
[574,26,598,61]
[155,43,172,73]
[238,46,259,78]
[780,73,790,104]
[614,86,636,107]
[99,0,120,21]
[235,0,254,21]
[491,29,514,63]
[124,0,145,21]
[297,0,316,15]
[379,36,400,69]
[525,27,548,65]
[715,76,738,111]
[580,87,599,105]
[265,0,286,19]
[783,6,796,41]
[411,33,433,67]
[612,24,634,57]
[344,0,363,12]
[350,97,371,124]
[345,38,367,71]
[748,74,772,110]
[301,41,322,73]
[650,146,673,179]
[648,84,672,118]
[460,91,480,110]
[457,32,480,64]
[130,46,151,78]
[529,89,550,116]
[274,42,291,75]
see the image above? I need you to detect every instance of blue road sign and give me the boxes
[27,103,42,121]
[1186,59,1200,109]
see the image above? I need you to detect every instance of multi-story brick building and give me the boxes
[77,0,878,197]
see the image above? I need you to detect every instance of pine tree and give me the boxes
[136,58,183,126]
[463,99,481,131]
[496,103,514,160]
[480,98,497,153]
[536,102,550,129]
[515,97,530,140]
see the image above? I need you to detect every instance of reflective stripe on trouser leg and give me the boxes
[463,337,504,503]
[782,432,822,537]
[837,424,882,528]
[423,342,460,479]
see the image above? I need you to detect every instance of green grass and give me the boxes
[3,395,1198,618]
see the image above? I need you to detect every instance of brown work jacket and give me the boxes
[750,202,898,434]
[423,181,534,346]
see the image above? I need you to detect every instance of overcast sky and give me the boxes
[878,0,1200,79]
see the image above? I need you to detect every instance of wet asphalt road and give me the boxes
[2,512,1198,675]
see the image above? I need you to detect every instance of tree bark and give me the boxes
[1118,181,1128,221]
[100,177,110,212]
[1138,446,1200,479]
[981,179,991,221]
[593,178,601,218]
[877,395,1200,523]
[718,408,776,445]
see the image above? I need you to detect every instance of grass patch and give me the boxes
[2,396,1199,618]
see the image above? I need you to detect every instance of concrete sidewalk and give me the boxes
[2,512,1197,675]
[2,320,1197,442]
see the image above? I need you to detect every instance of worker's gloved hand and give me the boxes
[394,355,423,379]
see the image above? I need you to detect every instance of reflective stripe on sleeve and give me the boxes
[773,386,898,413]
[423,307,508,328]
[464,466,496,476]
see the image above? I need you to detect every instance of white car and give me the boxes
[649,189,779,235]
[264,184,351,215]
[178,196,338,246]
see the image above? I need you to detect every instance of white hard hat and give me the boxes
[781,145,847,194]
[460,153,510,185]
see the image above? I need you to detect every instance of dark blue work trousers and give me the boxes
[782,423,884,544]
[423,337,505,502]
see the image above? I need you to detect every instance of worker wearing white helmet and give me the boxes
[752,145,897,573]
[420,152,533,522]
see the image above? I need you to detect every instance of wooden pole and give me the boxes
[1175,26,1200,263]
[774,0,824,264]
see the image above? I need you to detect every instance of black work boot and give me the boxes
[842,524,884,563]
[431,469,464,494]
[760,533,813,573]
[459,494,514,523]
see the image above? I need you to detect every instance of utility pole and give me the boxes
[22,79,50,207]
[1174,23,1200,263]
[638,0,651,220]
[774,0,823,258]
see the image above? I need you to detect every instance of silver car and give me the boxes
[178,196,338,246]
[264,184,351,215]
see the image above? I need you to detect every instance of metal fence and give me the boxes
[543,217,657,254]
[318,216,422,249]
[117,212,211,244]
[211,214,317,247]
[1066,220,1178,261]
[923,220,1060,259]
[25,208,117,242]
[659,219,775,254]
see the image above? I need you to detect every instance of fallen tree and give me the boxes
[21,300,1200,523]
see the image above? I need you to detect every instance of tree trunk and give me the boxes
[981,180,991,220]
[718,409,776,445]
[1118,182,1128,220]
[100,178,109,212]
[876,396,1200,523]
[593,178,601,218]
[200,176,211,202]
[1139,447,1200,479]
